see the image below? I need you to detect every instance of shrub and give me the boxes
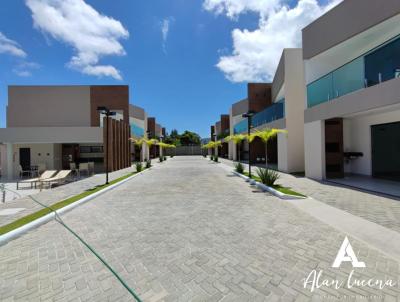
[214,155,219,162]
[203,154,207,158]
[146,160,152,168]
[171,155,174,158]
[163,156,167,161]
[210,155,214,161]
[256,168,280,186]
[234,162,244,174]
[135,162,143,172]
[159,156,163,162]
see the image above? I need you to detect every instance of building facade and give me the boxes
[303,0,400,180]
[0,85,132,179]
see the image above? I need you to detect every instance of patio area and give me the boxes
[328,174,400,198]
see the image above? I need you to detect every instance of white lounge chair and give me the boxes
[17,170,57,190]
[39,170,72,189]
[79,163,89,177]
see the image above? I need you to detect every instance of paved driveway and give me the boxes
[0,157,399,301]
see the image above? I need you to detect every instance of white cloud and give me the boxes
[204,0,342,82]
[13,61,40,77]
[0,32,27,58]
[25,0,129,80]
[161,17,174,54]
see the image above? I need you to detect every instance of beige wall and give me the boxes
[0,127,103,144]
[12,143,59,173]
[343,107,400,176]
[302,0,400,59]
[283,49,305,173]
[7,86,91,127]
[304,120,325,180]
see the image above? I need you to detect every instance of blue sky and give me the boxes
[0,0,337,137]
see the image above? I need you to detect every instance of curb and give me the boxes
[0,168,150,246]
[231,171,306,200]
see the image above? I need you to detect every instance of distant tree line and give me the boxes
[164,129,201,146]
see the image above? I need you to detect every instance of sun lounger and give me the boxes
[17,170,57,190]
[39,170,72,189]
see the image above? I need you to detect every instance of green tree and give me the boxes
[179,131,201,146]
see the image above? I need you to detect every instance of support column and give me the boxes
[6,143,14,180]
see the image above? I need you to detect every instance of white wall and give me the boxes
[12,143,58,174]
[343,109,400,176]
[0,144,7,178]
[284,49,306,173]
[277,134,288,172]
[304,120,325,180]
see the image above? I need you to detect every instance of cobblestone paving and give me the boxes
[0,164,149,227]
[220,158,400,234]
[1,157,400,301]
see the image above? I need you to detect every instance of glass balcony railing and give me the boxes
[251,100,285,128]
[233,119,248,134]
[307,35,400,108]
[232,100,285,134]
[130,124,144,137]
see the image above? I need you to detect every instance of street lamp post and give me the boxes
[97,106,116,185]
[159,135,164,158]
[242,111,255,178]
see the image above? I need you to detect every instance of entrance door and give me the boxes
[19,148,31,170]
[325,118,344,178]
[62,144,79,169]
[372,122,400,181]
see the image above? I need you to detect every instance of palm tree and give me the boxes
[129,137,146,162]
[224,134,246,162]
[248,128,287,168]
[158,142,176,156]
[145,138,159,159]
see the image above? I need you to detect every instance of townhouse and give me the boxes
[129,104,149,161]
[303,0,400,181]
[0,85,164,180]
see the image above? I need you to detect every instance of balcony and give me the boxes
[307,35,400,108]
[233,119,247,134]
[233,100,285,134]
[130,124,144,137]
[252,100,285,128]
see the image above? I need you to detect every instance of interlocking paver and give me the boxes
[220,158,400,234]
[0,157,399,301]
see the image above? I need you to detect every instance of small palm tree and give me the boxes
[224,134,246,162]
[248,128,287,168]
[129,137,146,161]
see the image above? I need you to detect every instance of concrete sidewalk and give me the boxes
[220,157,400,234]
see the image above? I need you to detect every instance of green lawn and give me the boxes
[242,172,306,198]
[0,171,138,236]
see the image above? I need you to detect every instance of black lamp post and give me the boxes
[97,106,116,185]
[242,111,255,178]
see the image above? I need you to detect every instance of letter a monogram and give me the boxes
[332,237,366,268]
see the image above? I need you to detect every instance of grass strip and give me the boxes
[0,171,137,236]
[242,172,306,198]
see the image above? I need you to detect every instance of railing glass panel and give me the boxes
[251,100,285,128]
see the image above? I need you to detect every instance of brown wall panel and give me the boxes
[248,83,272,113]
[90,86,129,127]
